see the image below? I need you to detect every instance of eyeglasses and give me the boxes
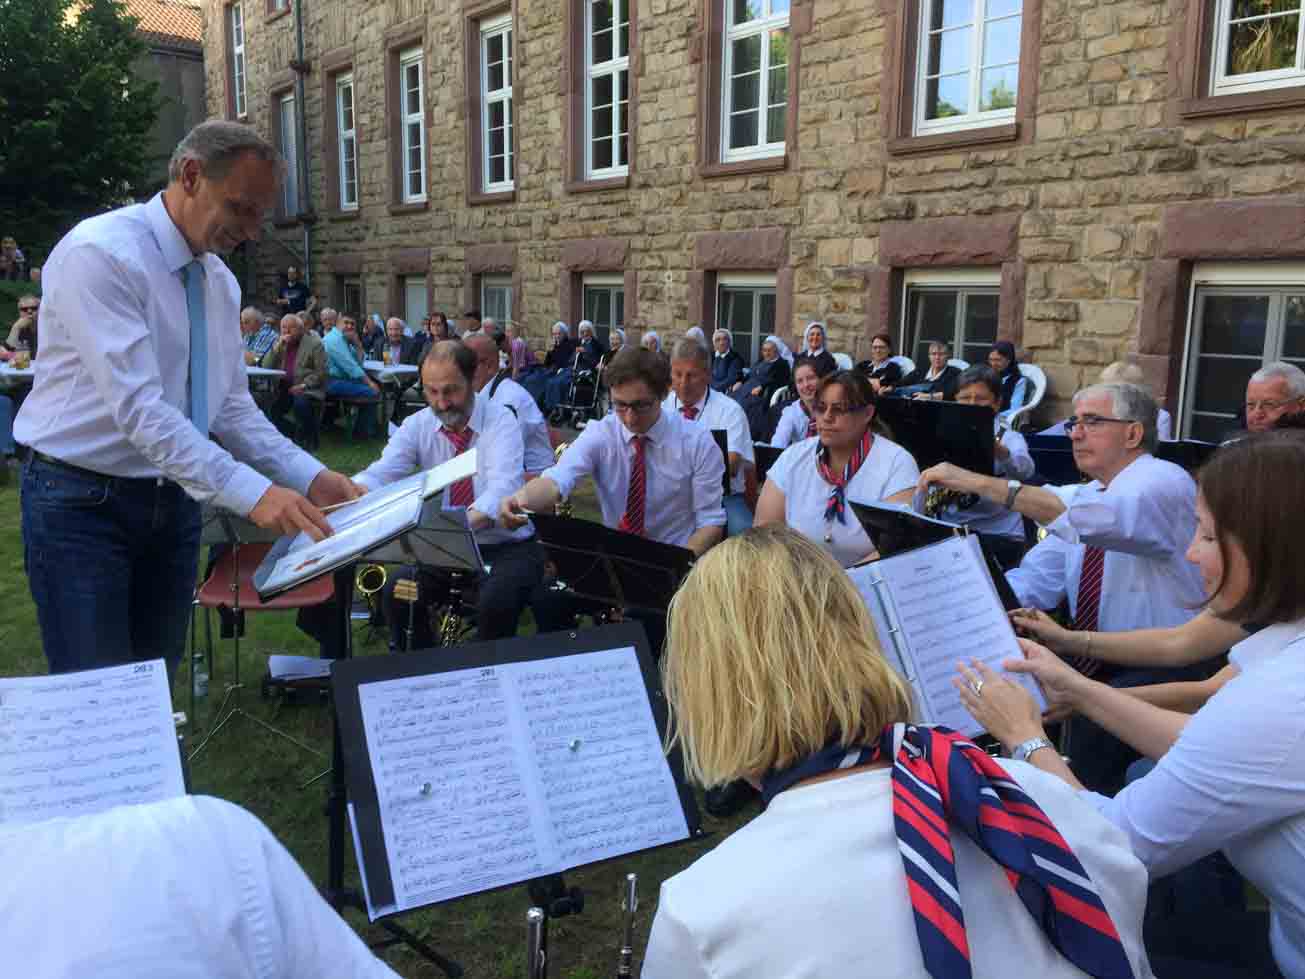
[611,398,657,416]
[1246,399,1298,413]
[18,305,38,314]
[812,400,862,418]
[1064,414,1137,434]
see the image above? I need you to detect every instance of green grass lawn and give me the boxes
[0,422,750,978]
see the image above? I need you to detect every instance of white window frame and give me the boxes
[1211,0,1305,97]
[403,276,429,326]
[584,0,630,180]
[229,3,246,119]
[480,15,515,194]
[914,0,1020,136]
[481,275,514,325]
[582,273,625,345]
[399,48,427,204]
[716,272,778,362]
[336,73,359,211]
[279,93,299,216]
[1177,261,1305,438]
[721,0,789,163]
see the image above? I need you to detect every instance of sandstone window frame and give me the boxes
[690,230,792,351]
[560,239,636,333]
[386,247,433,317]
[340,276,364,319]
[882,0,1041,157]
[398,48,427,205]
[900,268,1001,367]
[696,0,809,178]
[582,273,625,345]
[912,0,1021,138]
[1175,0,1305,118]
[267,72,300,224]
[465,2,519,205]
[717,273,778,363]
[383,24,429,214]
[225,1,247,120]
[336,74,359,212]
[265,0,289,19]
[481,275,514,325]
[478,15,516,195]
[585,0,631,180]
[564,0,638,191]
[465,244,521,321]
[721,0,789,164]
[321,48,359,218]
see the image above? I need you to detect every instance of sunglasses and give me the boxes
[19,305,38,314]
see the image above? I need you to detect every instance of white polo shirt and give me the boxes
[663,388,754,495]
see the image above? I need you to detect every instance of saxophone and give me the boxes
[553,440,574,516]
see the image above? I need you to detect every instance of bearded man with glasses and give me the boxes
[918,382,1208,794]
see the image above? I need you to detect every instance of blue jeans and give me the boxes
[724,493,753,537]
[0,395,14,455]
[326,379,379,438]
[543,369,574,411]
[21,456,201,677]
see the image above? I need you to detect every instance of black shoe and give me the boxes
[704,779,758,819]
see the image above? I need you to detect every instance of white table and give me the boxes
[246,365,286,380]
[363,360,418,382]
[0,363,34,388]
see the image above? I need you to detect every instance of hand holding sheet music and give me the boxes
[848,535,1045,736]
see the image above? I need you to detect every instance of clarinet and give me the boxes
[527,906,547,979]
[615,873,638,978]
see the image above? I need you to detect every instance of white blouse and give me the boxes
[768,434,920,567]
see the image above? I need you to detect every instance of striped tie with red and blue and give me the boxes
[759,724,1135,979]
[440,426,476,507]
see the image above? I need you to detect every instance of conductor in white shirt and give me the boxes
[918,382,1208,792]
[463,333,555,476]
[14,122,360,676]
[663,337,755,536]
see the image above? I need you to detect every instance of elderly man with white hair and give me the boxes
[1243,360,1305,434]
[238,306,278,365]
[919,381,1208,794]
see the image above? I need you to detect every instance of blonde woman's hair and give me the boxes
[1099,360,1146,387]
[662,526,913,787]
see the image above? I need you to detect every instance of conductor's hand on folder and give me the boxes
[248,470,364,542]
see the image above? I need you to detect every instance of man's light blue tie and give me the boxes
[181,260,208,438]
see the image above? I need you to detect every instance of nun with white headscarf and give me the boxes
[522,320,576,406]
[797,321,837,377]
[641,330,663,353]
[730,334,793,440]
[710,329,745,392]
[609,328,626,357]
[684,325,709,349]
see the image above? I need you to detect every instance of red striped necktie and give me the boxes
[760,725,1136,979]
[1070,545,1105,676]
[441,426,476,507]
[680,404,699,421]
[617,434,647,537]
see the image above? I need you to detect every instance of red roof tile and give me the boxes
[121,0,203,50]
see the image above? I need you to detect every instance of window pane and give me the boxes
[592,0,613,33]
[592,135,613,170]
[929,0,972,30]
[928,27,972,74]
[491,156,505,185]
[1231,0,1298,19]
[584,287,611,326]
[491,127,506,158]
[619,69,629,102]
[593,28,613,64]
[732,71,761,112]
[983,15,1021,65]
[615,290,625,327]
[1200,294,1271,355]
[766,105,786,143]
[618,119,629,164]
[925,74,969,118]
[1282,295,1305,360]
[340,84,353,129]
[769,64,788,103]
[730,110,760,148]
[405,65,420,114]
[908,290,958,364]
[1194,356,1261,417]
[1226,14,1300,76]
[488,57,504,92]
[733,0,761,25]
[592,73,614,109]
[770,0,790,13]
[964,293,1000,347]
[487,33,502,65]
[619,22,629,57]
[987,0,1021,16]
[490,101,505,130]
[732,34,762,74]
[769,29,789,68]
[758,292,777,336]
[980,64,1019,110]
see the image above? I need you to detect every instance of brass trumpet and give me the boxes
[356,563,387,624]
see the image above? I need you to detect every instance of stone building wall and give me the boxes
[200,0,1305,423]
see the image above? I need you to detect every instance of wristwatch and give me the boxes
[1012,736,1054,763]
[1005,479,1023,510]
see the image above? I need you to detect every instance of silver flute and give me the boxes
[527,906,547,979]
[616,873,638,978]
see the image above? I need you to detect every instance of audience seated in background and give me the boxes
[380,317,422,366]
[504,320,531,378]
[641,526,1153,979]
[709,329,745,393]
[322,312,380,439]
[1243,360,1305,434]
[855,333,902,395]
[263,313,327,450]
[358,313,385,360]
[239,306,278,366]
[769,356,831,449]
[640,330,662,354]
[897,341,961,400]
[1041,360,1174,441]
[2,294,39,361]
[0,235,28,282]
[988,340,1028,417]
[730,335,792,441]
[524,321,575,409]
[796,321,837,378]
[0,795,399,978]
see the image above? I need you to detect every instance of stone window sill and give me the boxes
[565,175,630,194]
[467,189,517,206]
[699,155,787,179]
[888,123,1019,157]
[387,201,429,216]
[1181,85,1305,120]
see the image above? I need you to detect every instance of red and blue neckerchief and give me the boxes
[759,724,1135,979]
[816,426,874,524]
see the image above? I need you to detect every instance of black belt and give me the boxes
[31,450,172,488]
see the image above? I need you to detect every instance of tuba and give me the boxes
[355,564,387,624]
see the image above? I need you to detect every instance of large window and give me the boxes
[722,0,789,162]
[399,48,426,203]
[341,277,364,318]
[403,276,429,326]
[717,275,777,362]
[481,275,513,324]
[229,3,246,118]
[278,93,298,216]
[915,0,1021,135]
[583,275,625,345]
[1180,265,1305,441]
[1211,0,1305,97]
[901,270,999,367]
[585,0,630,179]
[336,74,359,211]
[481,16,515,193]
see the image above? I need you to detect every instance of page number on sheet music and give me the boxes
[133,663,153,674]
[480,668,494,678]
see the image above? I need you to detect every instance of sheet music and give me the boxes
[849,536,1044,734]
[0,660,184,825]
[356,646,687,917]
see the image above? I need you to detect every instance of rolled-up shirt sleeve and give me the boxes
[1046,474,1189,559]
[354,416,422,491]
[1006,533,1070,611]
[471,407,525,518]
[58,243,280,515]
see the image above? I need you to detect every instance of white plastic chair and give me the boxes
[948,358,969,371]
[1004,363,1047,430]
[769,385,790,408]
[890,355,915,376]
[833,352,854,371]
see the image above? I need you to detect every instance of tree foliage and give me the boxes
[0,0,162,261]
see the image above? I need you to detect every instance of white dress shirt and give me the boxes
[540,409,725,548]
[14,194,323,514]
[643,762,1154,979]
[769,399,812,449]
[485,373,554,474]
[944,425,1035,540]
[663,388,754,495]
[1006,454,1205,631]
[1082,619,1305,978]
[0,795,398,979]
[354,393,531,547]
[768,434,920,567]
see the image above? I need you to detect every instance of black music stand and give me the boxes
[711,429,731,495]
[754,442,785,485]
[529,513,695,615]
[330,623,703,967]
[874,398,996,474]
[1156,438,1219,472]
[1025,434,1083,486]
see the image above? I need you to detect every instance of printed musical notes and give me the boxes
[849,535,1044,734]
[0,660,185,825]
[355,646,688,918]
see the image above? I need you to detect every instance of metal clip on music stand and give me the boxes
[187,511,328,764]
